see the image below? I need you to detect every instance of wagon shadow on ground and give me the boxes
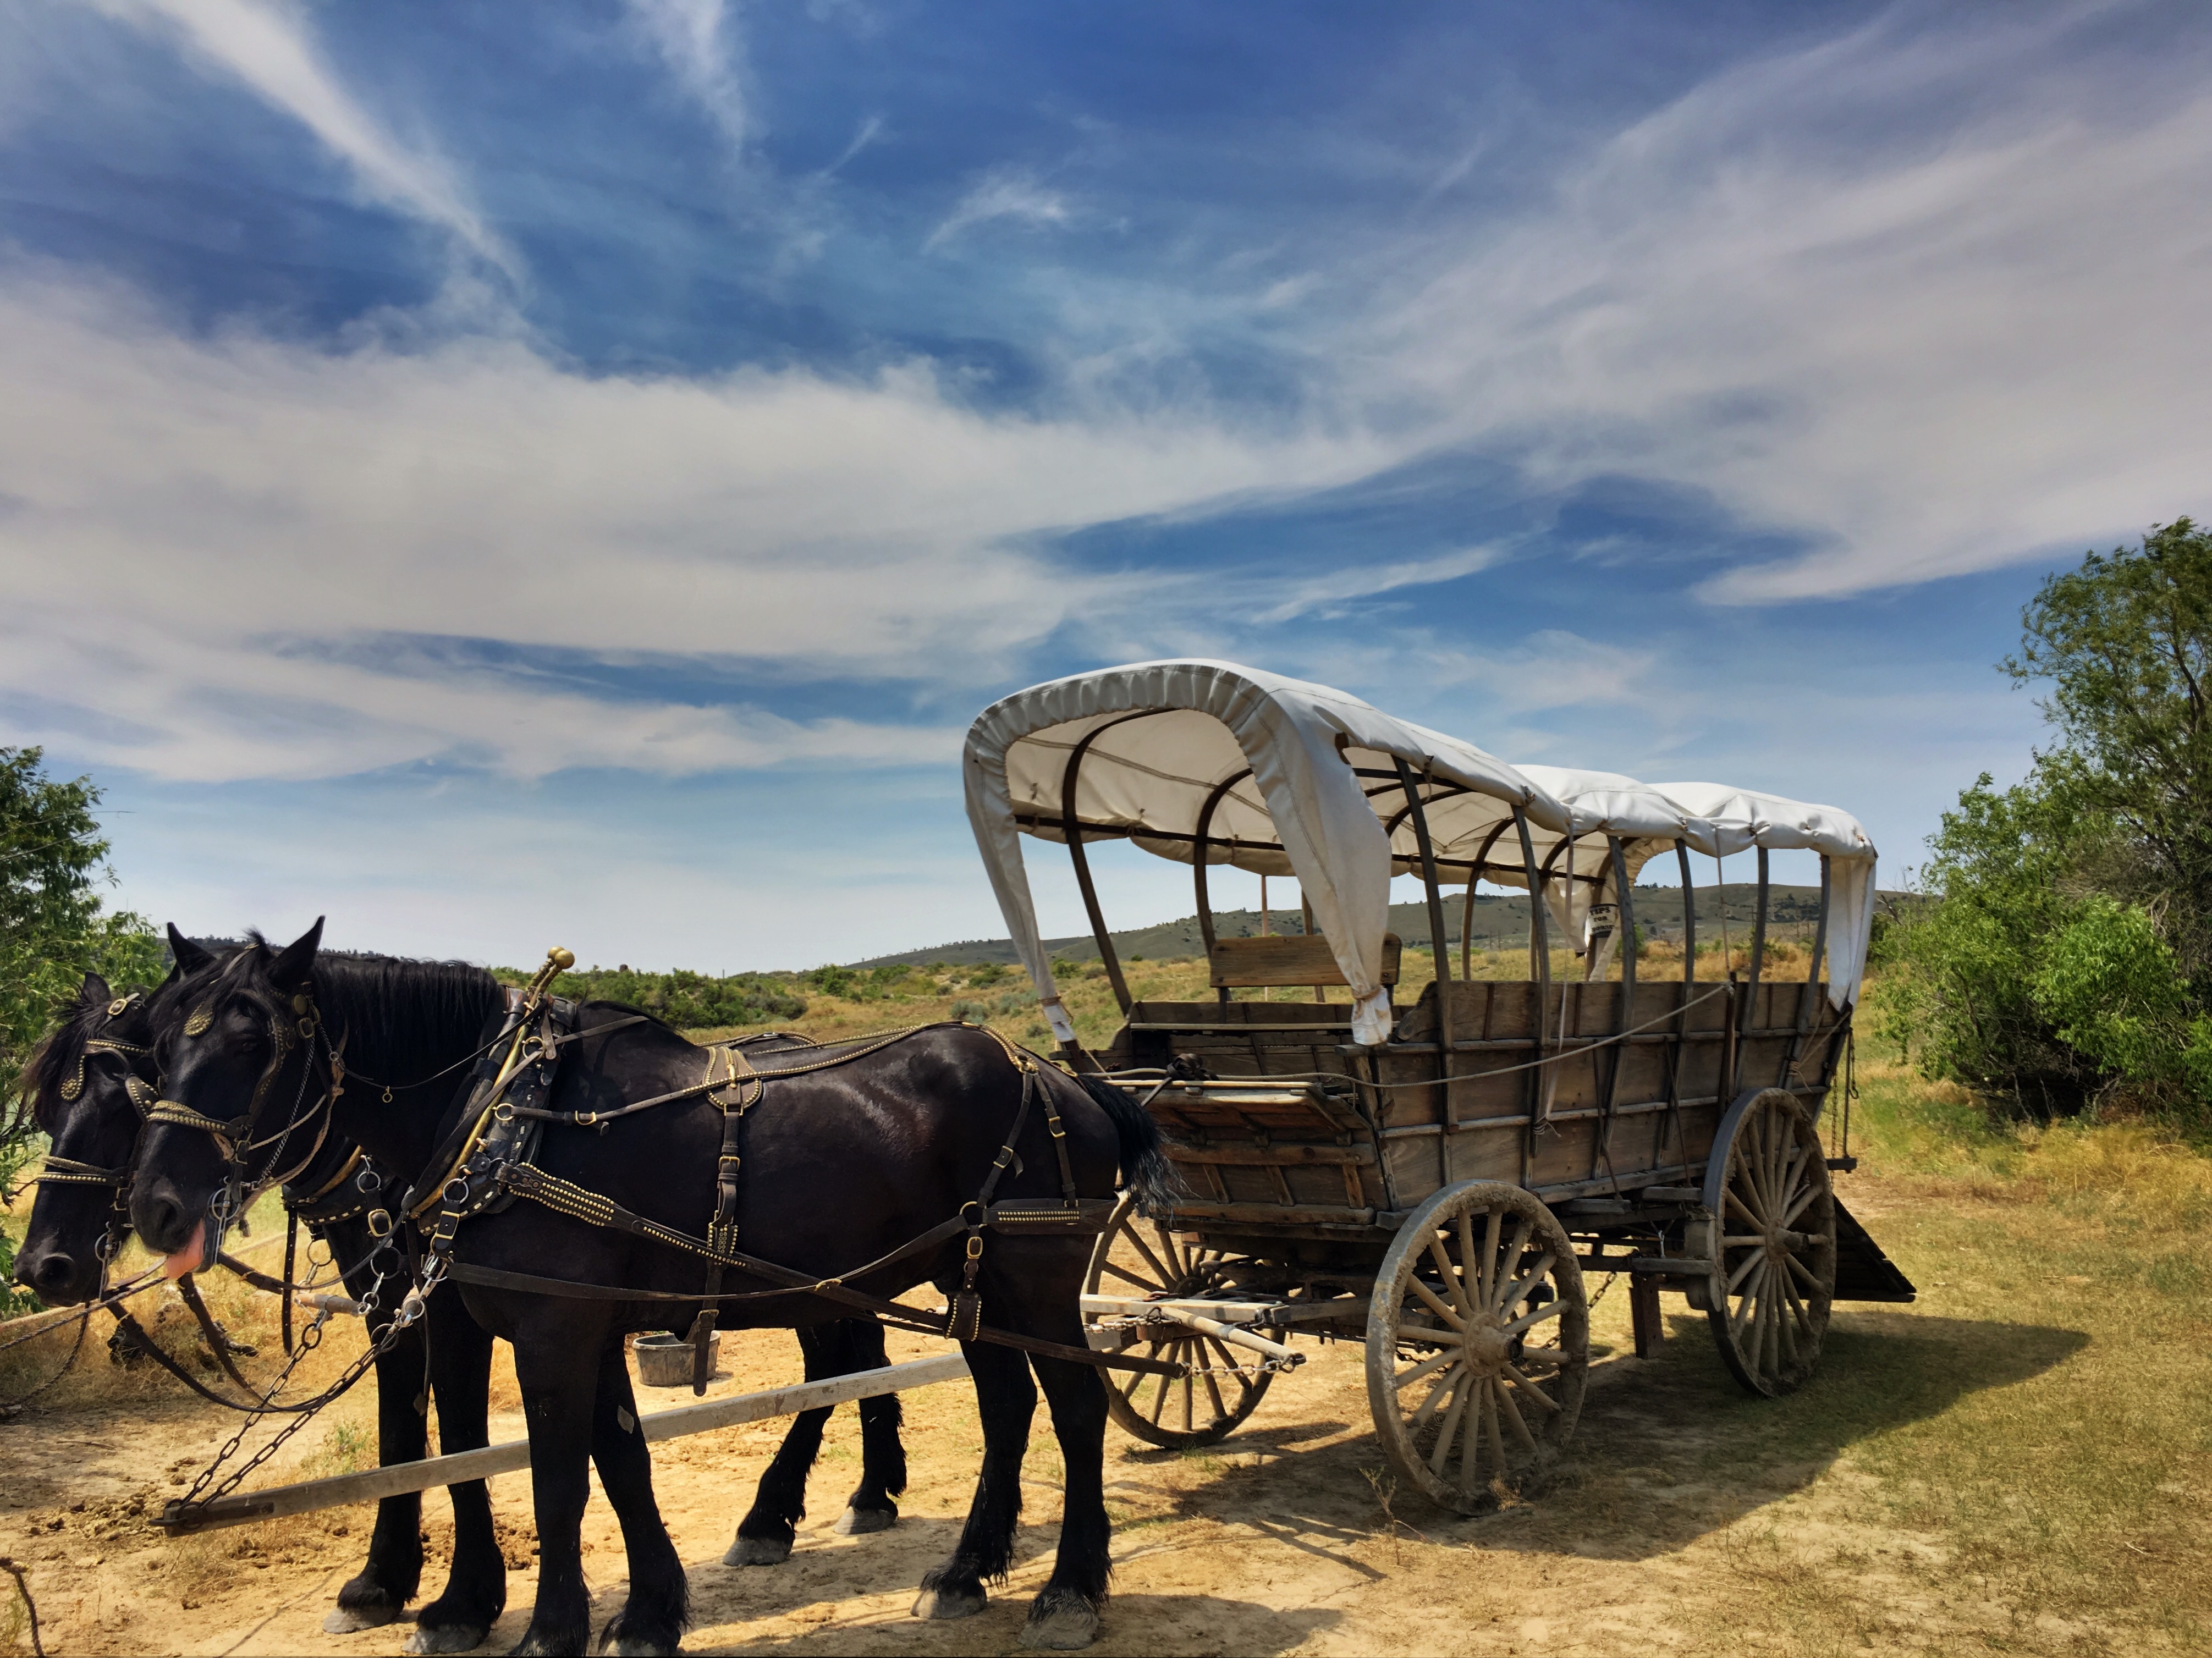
[1092,1309,2086,1569]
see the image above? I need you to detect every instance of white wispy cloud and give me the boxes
[624,0,749,152]
[0,274,1391,782]
[90,0,518,277]
[924,167,1073,251]
[1365,2,2212,601]
[1252,544,1503,624]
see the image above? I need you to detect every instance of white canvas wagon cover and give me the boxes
[963,659,1877,1047]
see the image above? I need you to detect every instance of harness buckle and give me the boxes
[366,1208,394,1238]
[965,1233,984,1262]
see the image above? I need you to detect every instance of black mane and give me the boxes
[310,948,508,1090]
[172,935,506,1103]
[19,976,164,1134]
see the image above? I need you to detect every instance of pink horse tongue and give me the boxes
[162,1225,210,1280]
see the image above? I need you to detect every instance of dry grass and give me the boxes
[1668,1047,2212,1653]
[7,962,2211,1654]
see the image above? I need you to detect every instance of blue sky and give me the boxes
[3,0,2207,969]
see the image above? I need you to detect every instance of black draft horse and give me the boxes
[129,922,1169,1655]
[15,950,510,1653]
[34,932,916,1653]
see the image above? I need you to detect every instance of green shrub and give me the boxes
[525,966,807,1028]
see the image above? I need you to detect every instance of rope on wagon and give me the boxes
[1164,982,1740,1093]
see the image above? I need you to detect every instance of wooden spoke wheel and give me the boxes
[1083,1193,1274,1448]
[1364,1181,1588,1515]
[1696,1088,1837,1397]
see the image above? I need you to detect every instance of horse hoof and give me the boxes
[723,1534,791,1567]
[1020,1604,1102,1650]
[406,1624,489,1654]
[834,1506,896,1536]
[325,1605,401,1633]
[912,1587,988,1621]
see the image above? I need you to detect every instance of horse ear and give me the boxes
[167,923,213,975]
[80,970,112,1006]
[269,918,325,990]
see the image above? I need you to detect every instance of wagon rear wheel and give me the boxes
[1697,1087,1837,1397]
[1365,1181,1588,1514]
[1083,1193,1273,1448]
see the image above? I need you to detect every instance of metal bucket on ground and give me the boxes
[632,1332,716,1387]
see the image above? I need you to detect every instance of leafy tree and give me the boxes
[2,747,161,1091]
[2007,516,2212,975]
[2029,896,2212,1090]
[1884,518,2212,1121]
[1876,772,2105,1115]
[1,747,160,1302]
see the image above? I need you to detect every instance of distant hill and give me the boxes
[851,883,1899,967]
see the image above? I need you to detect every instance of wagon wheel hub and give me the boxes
[1460,1319,1511,1379]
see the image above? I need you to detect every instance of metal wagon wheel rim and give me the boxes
[1364,1181,1588,1516]
[1700,1087,1837,1397]
[1082,1193,1273,1448]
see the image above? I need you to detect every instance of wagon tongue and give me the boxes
[162,1218,213,1280]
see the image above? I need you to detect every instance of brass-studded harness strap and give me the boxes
[34,1154,131,1188]
[290,1144,367,1209]
[54,1033,153,1103]
[145,1101,254,1152]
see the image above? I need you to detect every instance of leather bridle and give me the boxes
[144,982,348,1246]
[32,994,156,1274]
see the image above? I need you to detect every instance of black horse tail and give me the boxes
[1072,1072,1179,1213]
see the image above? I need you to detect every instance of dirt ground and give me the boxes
[5,1155,2199,1658]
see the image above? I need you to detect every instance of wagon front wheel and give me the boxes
[1083,1193,1273,1448]
[1696,1087,1837,1397]
[1365,1181,1588,1514]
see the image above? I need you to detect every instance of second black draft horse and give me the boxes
[129,922,1169,1655]
[13,952,511,1651]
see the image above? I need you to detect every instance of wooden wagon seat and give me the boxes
[1134,930,1394,1219]
[1206,932,1401,993]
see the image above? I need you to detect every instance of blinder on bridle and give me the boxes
[32,992,157,1268]
[146,978,348,1236]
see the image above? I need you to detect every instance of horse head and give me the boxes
[131,918,331,1276]
[14,928,217,1303]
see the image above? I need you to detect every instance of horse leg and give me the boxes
[588,1338,690,1657]
[724,1327,834,1565]
[1019,1352,1113,1651]
[408,1291,505,1654]
[835,1318,906,1536]
[506,1313,609,1657]
[913,1339,1034,1621]
[328,1307,427,1632]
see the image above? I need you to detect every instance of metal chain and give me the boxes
[1587,1271,1619,1310]
[168,1245,442,1522]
